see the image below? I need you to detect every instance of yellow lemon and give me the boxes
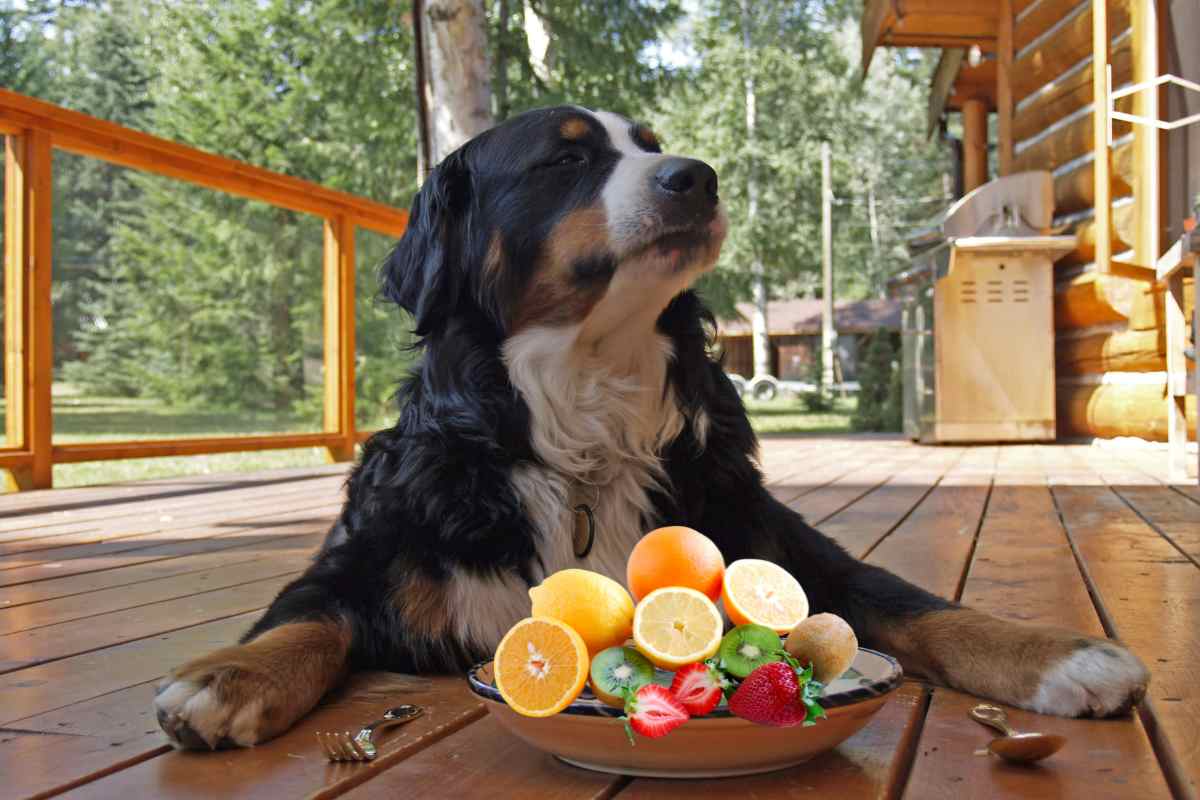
[494,617,589,717]
[528,569,635,656]
[722,558,809,633]
[632,586,723,669]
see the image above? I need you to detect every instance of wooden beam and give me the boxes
[1091,0,1112,274]
[0,88,409,237]
[322,216,357,463]
[997,0,1014,174]
[1129,0,1160,267]
[52,433,345,463]
[3,130,54,490]
[860,0,890,75]
[927,48,966,136]
[962,98,989,192]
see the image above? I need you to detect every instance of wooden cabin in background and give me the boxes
[863,0,1196,459]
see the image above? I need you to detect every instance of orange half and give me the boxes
[493,617,589,718]
[722,558,810,633]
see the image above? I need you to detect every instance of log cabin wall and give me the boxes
[1006,0,1195,440]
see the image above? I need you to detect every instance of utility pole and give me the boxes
[820,140,835,393]
[742,0,769,379]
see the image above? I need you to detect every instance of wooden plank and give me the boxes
[998,0,1015,175]
[56,676,485,800]
[341,714,622,800]
[619,683,928,800]
[820,447,966,558]
[4,135,28,471]
[0,531,324,613]
[864,447,996,599]
[0,612,255,724]
[0,533,323,632]
[1110,485,1200,565]
[27,128,53,490]
[0,501,340,589]
[783,446,935,525]
[0,474,343,555]
[902,447,1173,799]
[0,571,296,673]
[1012,0,1131,102]
[323,215,357,463]
[0,495,339,576]
[1049,452,1200,799]
[0,462,347,520]
[0,88,409,237]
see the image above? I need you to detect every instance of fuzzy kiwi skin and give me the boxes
[589,646,654,708]
[785,613,858,683]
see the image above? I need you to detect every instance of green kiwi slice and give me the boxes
[589,646,655,707]
[718,624,784,678]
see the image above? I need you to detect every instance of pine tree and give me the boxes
[851,331,901,432]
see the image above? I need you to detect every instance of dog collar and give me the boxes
[569,482,599,559]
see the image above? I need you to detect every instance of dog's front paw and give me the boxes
[1030,638,1149,718]
[154,660,277,750]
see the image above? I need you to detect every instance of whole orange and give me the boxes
[626,526,725,602]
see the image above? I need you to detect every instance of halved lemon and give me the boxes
[493,617,589,717]
[632,586,723,669]
[722,558,810,633]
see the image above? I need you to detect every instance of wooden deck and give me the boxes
[1,437,1197,799]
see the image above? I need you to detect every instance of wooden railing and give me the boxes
[1,88,408,490]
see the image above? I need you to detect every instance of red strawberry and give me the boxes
[669,662,724,717]
[623,684,689,741]
[728,662,808,727]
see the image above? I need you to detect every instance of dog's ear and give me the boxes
[381,149,471,335]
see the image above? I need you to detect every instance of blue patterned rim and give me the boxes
[467,648,903,718]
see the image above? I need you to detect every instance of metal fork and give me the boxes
[316,704,423,762]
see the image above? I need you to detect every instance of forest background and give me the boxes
[0,0,949,446]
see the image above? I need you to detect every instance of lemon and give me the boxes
[632,586,724,669]
[528,569,635,656]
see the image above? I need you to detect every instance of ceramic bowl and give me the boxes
[467,647,903,779]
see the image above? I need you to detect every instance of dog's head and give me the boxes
[383,107,726,341]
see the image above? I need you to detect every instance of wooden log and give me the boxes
[997,0,1014,175]
[1012,99,1132,174]
[1067,200,1137,264]
[1013,0,1131,102]
[962,99,989,192]
[1056,380,1197,440]
[1013,39,1133,145]
[1015,0,1090,52]
[1053,270,1152,329]
[1052,141,1134,214]
[1055,327,1164,374]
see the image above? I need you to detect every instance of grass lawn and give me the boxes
[2,387,856,491]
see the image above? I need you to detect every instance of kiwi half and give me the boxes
[589,646,655,707]
[718,624,784,678]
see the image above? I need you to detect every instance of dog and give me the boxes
[154,107,1149,750]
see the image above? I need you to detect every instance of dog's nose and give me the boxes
[654,158,718,206]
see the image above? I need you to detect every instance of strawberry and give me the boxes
[728,661,827,727]
[622,684,689,742]
[669,662,724,717]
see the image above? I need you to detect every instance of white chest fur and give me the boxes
[446,324,687,652]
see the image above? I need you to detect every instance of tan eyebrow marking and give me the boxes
[560,117,591,140]
[633,124,660,150]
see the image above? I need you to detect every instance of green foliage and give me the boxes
[801,355,834,413]
[850,330,902,432]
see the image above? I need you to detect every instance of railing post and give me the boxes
[322,215,357,463]
[3,129,54,490]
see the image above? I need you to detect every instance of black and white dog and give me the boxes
[155,107,1148,750]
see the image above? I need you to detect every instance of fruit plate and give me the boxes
[467,647,903,779]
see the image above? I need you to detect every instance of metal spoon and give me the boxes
[969,704,1066,764]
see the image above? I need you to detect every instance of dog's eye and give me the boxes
[544,151,587,169]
